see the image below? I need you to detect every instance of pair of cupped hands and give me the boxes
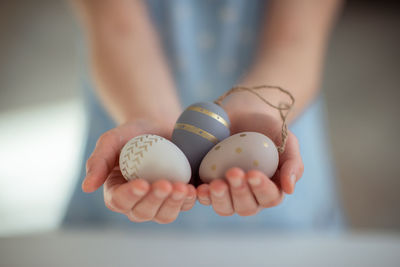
[82,110,304,224]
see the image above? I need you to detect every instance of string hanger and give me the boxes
[214,85,295,153]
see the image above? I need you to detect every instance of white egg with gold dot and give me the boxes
[119,134,191,183]
[199,132,279,183]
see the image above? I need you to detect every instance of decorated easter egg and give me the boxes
[199,132,279,183]
[119,134,191,183]
[172,102,231,173]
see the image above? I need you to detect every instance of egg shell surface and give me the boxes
[119,134,191,183]
[172,102,231,173]
[199,132,279,183]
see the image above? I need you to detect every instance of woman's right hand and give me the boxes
[82,119,197,224]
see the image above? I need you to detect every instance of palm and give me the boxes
[230,112,284,147]
[82,118,197,224]
[230,111,302,190]
[197,111,304,216]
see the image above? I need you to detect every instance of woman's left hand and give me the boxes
[196,111,304,216]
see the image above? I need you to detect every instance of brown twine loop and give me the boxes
[214,85,295,153]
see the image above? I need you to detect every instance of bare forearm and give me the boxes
[233,0,343,121]
[73,0,181,125]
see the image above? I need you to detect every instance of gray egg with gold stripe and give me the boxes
[172,102,231,174]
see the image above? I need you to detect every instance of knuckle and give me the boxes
[232,189,251,198]
[98,131,114,145]
[209,179,226,189]
[86,156,96,170]
[196,184,208,193]
[187,184,196,193]
[168,200,184,209]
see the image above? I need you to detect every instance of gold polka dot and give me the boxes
[211,164,216,171]
[240,134,246,137]
[214,145,221,150]
[263,142,269,148]
[235,147,242,154]
[253,160,259,167]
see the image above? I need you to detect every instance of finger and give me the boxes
[83,129,125,193]
[181,184,197,211]
[225,168,258,216]
[154,182,188,224]
[128,179,172,222]
[104,172,150,213]
[279,132,304,194]
[209,179,234,216]
[197,184,211,206]
[246,170,284,208]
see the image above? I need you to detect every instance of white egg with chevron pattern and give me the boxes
[119,134,191,183]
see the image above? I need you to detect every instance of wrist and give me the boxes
[121,108,180,129]
[222,89,284,123]
[233,63,320,122]
[121,116,176,140]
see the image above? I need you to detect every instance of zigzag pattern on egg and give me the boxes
[120,135,163,180]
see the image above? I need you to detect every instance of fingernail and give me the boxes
[82,178,89,188]
[172,191,185,200]
[248,177,261,186]
[132,187,146,197]
[290,174,297,185]
[228,177,242,188]
[154,188,169,198]
[211,189,225,197]
[199,197,211,205]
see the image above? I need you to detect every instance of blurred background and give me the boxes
[0,0,399,236]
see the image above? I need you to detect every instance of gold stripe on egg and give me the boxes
[187,106,229,127]
[174,123,219,144]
